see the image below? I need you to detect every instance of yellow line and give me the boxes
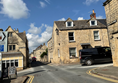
[27,75,32,83]
[27,75,34,83]
[30,76,34,83]
[86,68,118,83]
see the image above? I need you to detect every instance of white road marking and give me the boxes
[61,63,113,69]
[78,64,113,68]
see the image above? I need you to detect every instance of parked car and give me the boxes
[32,57,36,62]
[79,47,112,66]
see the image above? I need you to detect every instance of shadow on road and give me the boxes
[24,70,45,75]
[31,61,49,67]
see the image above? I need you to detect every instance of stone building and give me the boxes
[47,10,110,64]
[33,43,47,61]
[2,26,29,70]
[103,0,118,67]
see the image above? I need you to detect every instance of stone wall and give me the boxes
[104,0,118,67]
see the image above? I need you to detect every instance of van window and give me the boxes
[81,48,98,55]
[104,48,111,52]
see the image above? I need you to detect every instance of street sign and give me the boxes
[0,31,8,52]
[0,45,4,52]
[0,32,6,42]
[0,53,2,78]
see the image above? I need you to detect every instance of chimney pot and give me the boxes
[92,9,95,13]
[90,9,96,19]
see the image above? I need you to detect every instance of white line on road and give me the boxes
[61,63,113,69]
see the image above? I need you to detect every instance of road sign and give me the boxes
[0,32,6,42]
[0,45,4,52]
[0,53,2,78]
[0,31,8,52]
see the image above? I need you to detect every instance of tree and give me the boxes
[40,48,48,58]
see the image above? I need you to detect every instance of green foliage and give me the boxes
[46,48,48,54]
[40,48,48,58]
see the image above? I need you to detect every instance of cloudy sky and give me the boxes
[0,0,106,53]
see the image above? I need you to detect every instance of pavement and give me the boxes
[90,65,118,81]
[0,76,28,83]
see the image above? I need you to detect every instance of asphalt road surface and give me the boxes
[18,61,113,83]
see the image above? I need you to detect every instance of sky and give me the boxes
[0,0,106,53]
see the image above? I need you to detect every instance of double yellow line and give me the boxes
[27,75,34,83]
[86,68,118,83]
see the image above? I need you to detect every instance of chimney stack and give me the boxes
[43,43,45,45]
[0,28,3,31]
[90,9,96,19]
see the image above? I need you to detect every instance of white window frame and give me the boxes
[93,31,100,40]
[68,32,75,42]
[66,21,73,27]
[2,59,19,68]
[69,47,77,57]
[90,20,97,26]
[9,45,16,51]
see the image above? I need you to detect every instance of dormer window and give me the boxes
[90,20,97,26]
[66,22,73,27]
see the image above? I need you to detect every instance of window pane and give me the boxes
[2,61,5,63]
[7,63,9,68]
[69,32,73,36]
[2,63,5,69]
[68,22,71,26]
[11,60,14,66]
[94,31,98,35]
[69,48,76,57]
[94,31,99,40]
[69,37,74,40]
[69,32,74,41]
[6,60,9,63]
[11,33,12,37]
[13,45,15,50]
[91,21,95,25]
[94,36,99,39]
[15,60,18,67]
[9,45,12,50]
[70,48,75,53]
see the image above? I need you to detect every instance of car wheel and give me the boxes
[86,59,92,66]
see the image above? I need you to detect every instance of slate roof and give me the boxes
[55,19,107,30]
[17,32,26,42]
[35,45,43,50]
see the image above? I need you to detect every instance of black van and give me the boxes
[79,47,112,65]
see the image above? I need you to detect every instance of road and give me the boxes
[18,61,113,83]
